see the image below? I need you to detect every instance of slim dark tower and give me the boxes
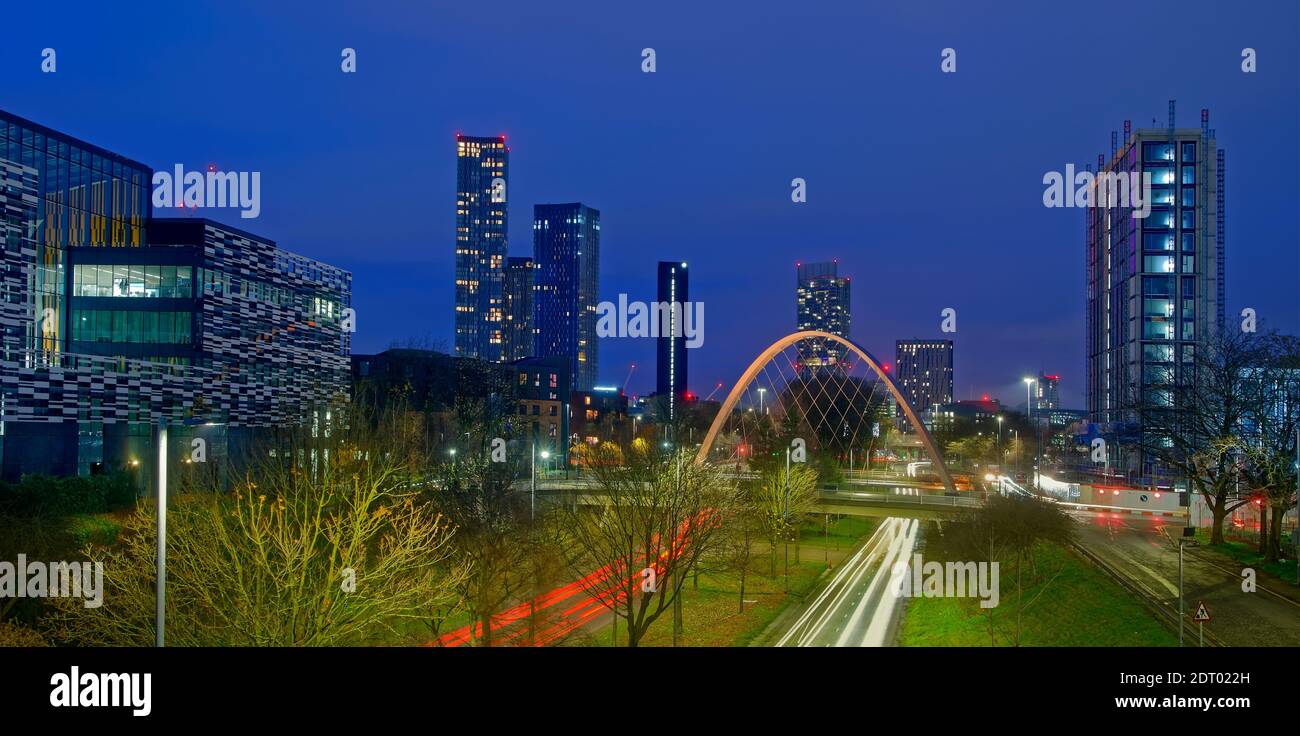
[503,256,535,361]
[656,261,689,422]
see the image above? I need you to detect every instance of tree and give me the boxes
[431,451,536,646]
[757,461,818,587]
[1135,329,1293,545]
[1234,335,1300,562]
[426,393,556,647]
[49,407,464,646]
[558,446,730,647]
[944,495,1074,646]
[947,435,996,469]
[717,480,765,613]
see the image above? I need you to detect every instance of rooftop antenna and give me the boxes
[1123,119,1131,144]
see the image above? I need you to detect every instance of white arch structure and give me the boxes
[693,330,956,493]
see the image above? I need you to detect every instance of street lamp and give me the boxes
[532,446,551,520]
[1023,377,1037,487]
[156,414,219,647]
[757,387,766,415]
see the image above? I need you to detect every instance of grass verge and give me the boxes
[899,541,1177,647]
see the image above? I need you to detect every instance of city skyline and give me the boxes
[4,1,1295,409]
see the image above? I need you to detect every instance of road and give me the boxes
[1071,512,1300,646]
[775,492,922,647]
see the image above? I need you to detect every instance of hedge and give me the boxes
[0,472,137,517]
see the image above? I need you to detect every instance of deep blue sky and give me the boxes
[4,0,1297,408]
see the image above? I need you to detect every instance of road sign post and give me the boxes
[1192,600,1211,647]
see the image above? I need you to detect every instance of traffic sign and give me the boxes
[1192,601,1211,622]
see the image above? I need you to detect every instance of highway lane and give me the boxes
[776,490,923,647]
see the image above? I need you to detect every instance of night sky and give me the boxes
[3,0,1296,408]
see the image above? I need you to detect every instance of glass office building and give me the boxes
[454,134,509,362]
[795,261,851,377]
[533,202,600,391]
[1085,105,1224,478]
[0,109,350,482]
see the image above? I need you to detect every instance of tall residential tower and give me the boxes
[795,261,851,376]
[1086,103,1224,477]
[454,134,509,361]
[894,339,953,430]
[533,203,600,391]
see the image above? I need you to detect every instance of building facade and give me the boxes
[1086,104,1224,477]
[503,256,535,362]
[533,202,599,391]
[655,260,689,422]
[571,385,630,448]
[795,261,850,376]
[0,109,350,482]
[351,349,570,463]
[1034,372,1060,412]
[894,339,953,430]
[454,134,509,362]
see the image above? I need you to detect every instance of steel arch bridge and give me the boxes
[693,330,956,493]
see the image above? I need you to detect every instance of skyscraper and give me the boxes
[503,256,535,362]
[1086,103,1224,476]
[795,261,851,376]
[656,261,689,421]
[454,134,509,362]
[894,339,953,430]
[1034,373,1060,412]
[533,203,600,391]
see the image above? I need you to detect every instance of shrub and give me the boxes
[0,472,138,517]
[68,515,122,547]
[0,621,48,647]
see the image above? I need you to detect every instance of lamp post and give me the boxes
[156,414,217,647]
[155,422,167,647]
[783,446,791,594]
[758,387,766,416]
[1023,377,1037,488]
